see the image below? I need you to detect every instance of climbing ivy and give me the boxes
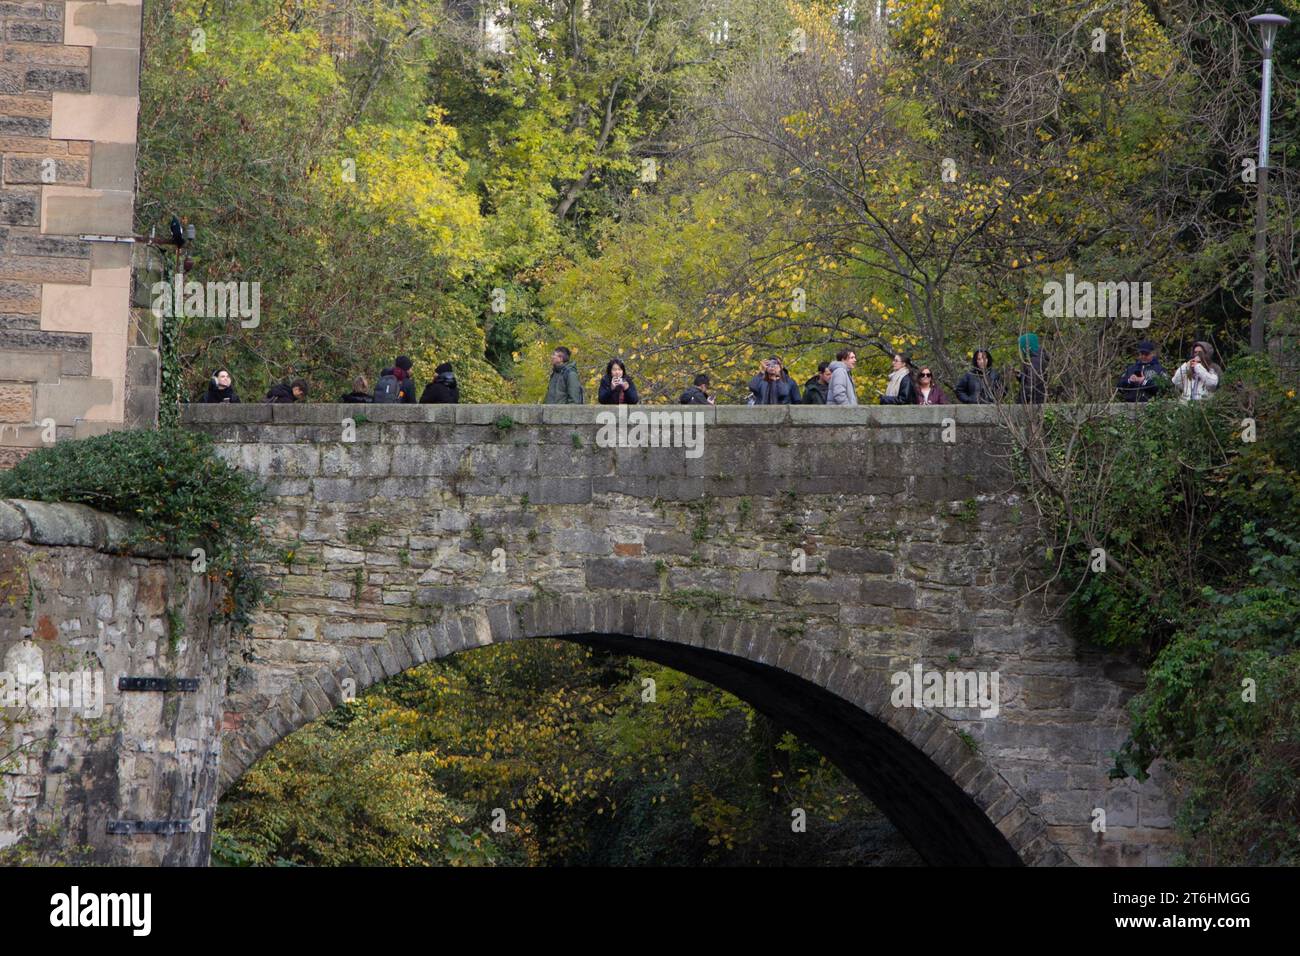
[0,428,267,636]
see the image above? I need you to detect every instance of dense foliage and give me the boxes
[1032,359,1300,863]
[215,641,917,866]
[133,0,1300,865]
[0,429,267,633]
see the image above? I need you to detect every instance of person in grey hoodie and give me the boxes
[827,348,858,405]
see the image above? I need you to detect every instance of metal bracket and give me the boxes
[107,819,194,836]
[117,676,199,693]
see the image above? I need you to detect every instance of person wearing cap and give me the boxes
[390,355,417,404]
[1170,341,1221,402]
[419,362,460,403]
[1116,340,1168,402]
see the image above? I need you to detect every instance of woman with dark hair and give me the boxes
[955,349,1004,404]
[879,353,916,405]
[201,369,240,403]
[598,358,640,405]
[914,366,949,405]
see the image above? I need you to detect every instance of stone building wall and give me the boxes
[0,498,224,865]
[0,0,155,470]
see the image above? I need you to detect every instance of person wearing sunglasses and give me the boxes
[914,367,948,405]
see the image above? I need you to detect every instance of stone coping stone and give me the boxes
[0,499,180,557]
[181,402,1058,427]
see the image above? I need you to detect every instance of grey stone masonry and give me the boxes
[0,499,224,865]
[175,402,1178,867]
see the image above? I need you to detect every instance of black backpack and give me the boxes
[373,373,400,404]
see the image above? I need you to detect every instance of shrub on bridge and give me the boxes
[1049,356,1298,651]
[0,428,267,634]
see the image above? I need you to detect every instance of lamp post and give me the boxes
[1249,9,1289,352]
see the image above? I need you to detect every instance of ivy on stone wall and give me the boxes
[158,309,184,430]
[0,429,267,636]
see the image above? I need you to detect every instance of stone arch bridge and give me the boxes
[173,402,1174,867]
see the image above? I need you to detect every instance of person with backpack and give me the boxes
[374,355,417,404]
[338,376,372,404]
[544,346,584,404]
[420,362,460,403]
[265,378,308,403]
[679,373,715,405]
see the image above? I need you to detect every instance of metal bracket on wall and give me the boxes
[107,820,194,836]
[117,677,199,693]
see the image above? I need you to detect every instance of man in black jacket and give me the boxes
[803,361,831,405]
[266,378,308,403]
[202,369,240,403]
[1116,341,1168,402]
[420,362,460,403]
[680,373,715,405]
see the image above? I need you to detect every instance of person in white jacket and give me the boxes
[826,348,859,405]
[1170,341,1220,402]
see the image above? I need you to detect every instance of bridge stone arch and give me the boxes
[218,593,1050,866]
[187,403,1177,866]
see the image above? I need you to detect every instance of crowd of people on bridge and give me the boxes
[197,336,1222,408]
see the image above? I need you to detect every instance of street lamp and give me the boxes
[1248,9,1290,352]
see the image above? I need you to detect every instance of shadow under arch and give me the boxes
[566,632,1023,866]
[221,597,1055,865]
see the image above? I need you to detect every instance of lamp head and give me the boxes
[1250,10,1290,55]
